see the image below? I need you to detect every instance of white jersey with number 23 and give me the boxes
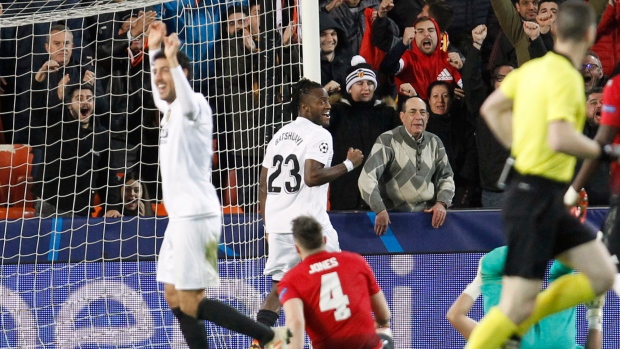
[263,117,335,234]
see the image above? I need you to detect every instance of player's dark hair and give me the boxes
[152,49,193,81]
[292,216,324,250]
[555,1,596,42]
[426,0,454,33]
[64,83,94,105]
[586,86,603,98]
[289,78,323,118]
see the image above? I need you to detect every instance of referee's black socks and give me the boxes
[196,298,275,345]
[172,307,209,349]
[257,309,280,326]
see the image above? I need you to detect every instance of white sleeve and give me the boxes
[306,131,332,165]
[148,48,169,112]
[463,257,483,300]
[170,66,201,121]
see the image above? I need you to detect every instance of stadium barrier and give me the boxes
[1,209,617,348]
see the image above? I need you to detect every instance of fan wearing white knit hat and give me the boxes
[326,55,401,210]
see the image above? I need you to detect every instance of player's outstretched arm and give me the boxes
[446,293,478,340]
[304,148,363,187]
[447,260,482,340]
[371,290,391,328]
[147,21,169,112]
[283,299,305,349]
[164,33,200,121]
[547,120,603,159]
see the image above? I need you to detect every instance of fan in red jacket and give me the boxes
[592,0,620,77]
[379,16,462,101]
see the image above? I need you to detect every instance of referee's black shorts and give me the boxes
[502,172,597,279]
[603,194,620,272]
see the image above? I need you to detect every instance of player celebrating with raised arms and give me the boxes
[279,216,392,349]
[148,21,290,349]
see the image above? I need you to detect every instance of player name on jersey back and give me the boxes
[309,257,339,274]
[274,131,303,146]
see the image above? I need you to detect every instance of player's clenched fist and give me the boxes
[346,147,364,168]
[164,33,181,59]
[148,21,167,50]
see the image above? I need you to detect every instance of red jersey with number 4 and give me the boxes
[600,76,620,194]
[278,251,382,349]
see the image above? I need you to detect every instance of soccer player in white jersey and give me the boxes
[147,21,290,349]
[250,79,364,346]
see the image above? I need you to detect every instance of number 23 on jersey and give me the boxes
[267,154,302,194]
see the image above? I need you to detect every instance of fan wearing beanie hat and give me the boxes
[326,55,401,210]
[345,55,378,95]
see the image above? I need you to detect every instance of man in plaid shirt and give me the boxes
[358,96,455,234]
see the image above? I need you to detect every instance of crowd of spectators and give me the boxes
[0,0,618,220]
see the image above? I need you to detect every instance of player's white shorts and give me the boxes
[264,226,340,281]
[157,214,221,290]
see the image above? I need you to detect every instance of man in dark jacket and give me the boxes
[462,24,512,208]
[320,0,380,55]
[33,84,118,217]
[320,11,352,96]
[328,56,400,210]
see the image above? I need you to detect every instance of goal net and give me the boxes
[0,0,306,347]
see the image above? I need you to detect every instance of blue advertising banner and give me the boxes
[0,209,616,348]
[1,256,618,348]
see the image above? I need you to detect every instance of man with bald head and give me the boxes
[358,96,455,233]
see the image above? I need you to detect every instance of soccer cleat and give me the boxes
[249,338,262,349]
[264,327,292,349]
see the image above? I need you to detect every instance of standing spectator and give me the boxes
[320,0,380,56]
[592,0,620,77]
[585,87,605,138]
[279,215,392,349]
[488,0,539,68]
[358,96,455,233]
[379,16,462,102]
[216,4,269,211]
[372,0,461,61]
[425,81,478,208]
[327,56,400,210]
[320,11,352,97]
[250,79,364,347]
[30,25,107,146]
[525,0,558,60]
[583,51,608,93]
[576,87,610,206]
[462,24,512,208]
[33,84,117,217]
